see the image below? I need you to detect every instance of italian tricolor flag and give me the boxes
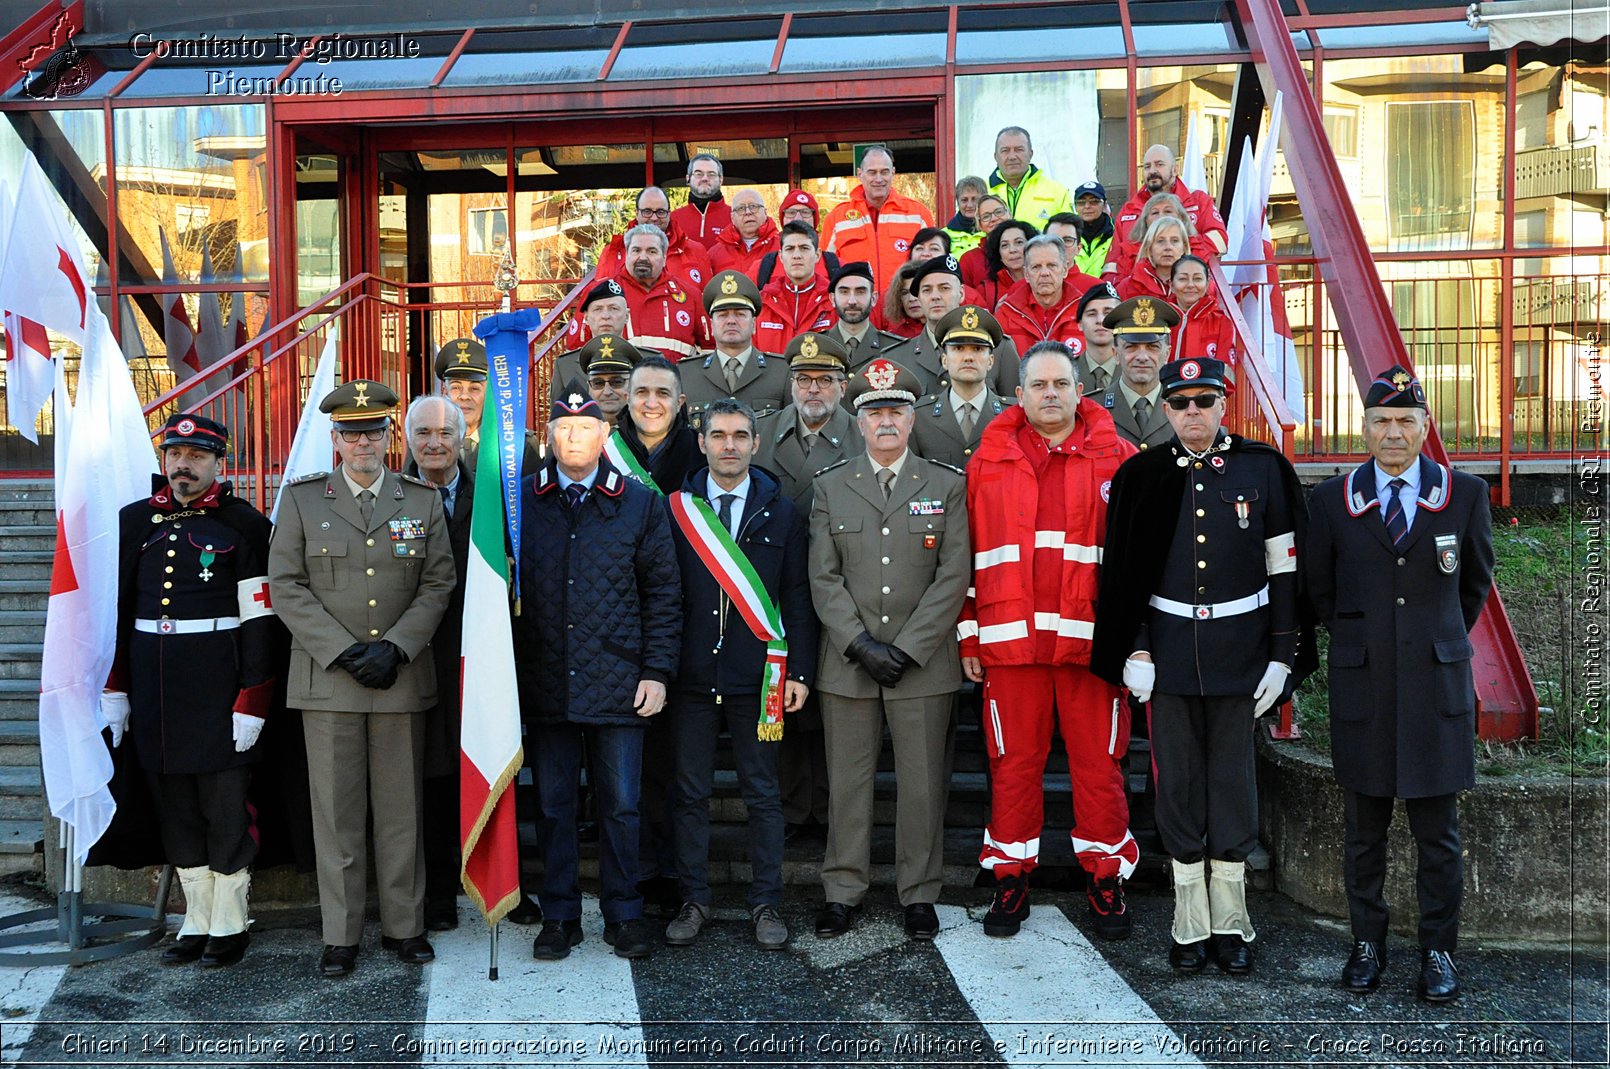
[458,427,524,923]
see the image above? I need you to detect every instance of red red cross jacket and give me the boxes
[754,273,836,354]
[1173,286,1239,368]
[958,400,1135,667]
[993,274,1102,355]
[615,269,713,358]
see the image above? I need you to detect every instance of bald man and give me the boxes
[1105,145,1226,277]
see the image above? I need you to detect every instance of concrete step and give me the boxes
[0,720,39,766]
[0,580,48,612]
[0,525,53,552]
[0,676,40,721]
[0,551,53,582]
[0,818,43,856]
[0,610,46,645]
[0,644,41,680]
[0,765,42,819]
[0,506,54,525]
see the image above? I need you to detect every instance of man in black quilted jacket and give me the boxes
[513,382,682,962]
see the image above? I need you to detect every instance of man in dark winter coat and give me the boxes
[107,413,276,969]
[610,355,702,496]
[513,384,682,963]
[1305,365,1494,1005]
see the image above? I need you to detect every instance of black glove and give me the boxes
[333,643,367,671]
[348,641,405,689]
[846,631,907,689]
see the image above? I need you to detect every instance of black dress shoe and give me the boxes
[904,903,940,940]
[381,934,436,964]
[603,919,653,959]
[1342,940,1386,992]
[1213,933,1254,974]
[1417,948,1460,1004]
[320,944,358,978]
[532,920,583,960]
[161,935,207,965]
[814,902,859,938]
[200,931,249,968]
[425,902,459,932]
[506,896,544,925]
[636,876,681,917]
[1169,939,1209,973]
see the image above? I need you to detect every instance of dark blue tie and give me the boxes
[717,493,736,534]
[565,484,586,510]
[1383,477,1409,544]
[438,485,452,518]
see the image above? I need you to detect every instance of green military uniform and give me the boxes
[910,305,1010,471]
[267,379,455,954]
[681,270,790,431]
[1102,296,1183,452]
[808,360,971,911]
[755,332,864,513]
[884,323,1021,400]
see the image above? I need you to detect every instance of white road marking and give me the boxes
[419,896,647,1066]
[0,890,73,1066]
[933,903,1203,1066]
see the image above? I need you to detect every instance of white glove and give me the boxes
[1252,661,1292,717]
[232,713,265,752]
[99,691,131,748]
[1122,657,1155,704]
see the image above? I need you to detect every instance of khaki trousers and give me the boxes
[302,709,426,946]
[820,692,954,906]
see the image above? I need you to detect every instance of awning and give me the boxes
[1467,0,1610,49]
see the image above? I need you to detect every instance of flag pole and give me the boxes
[488,245,520,983]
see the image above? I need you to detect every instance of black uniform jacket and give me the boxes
[1305,456,1494,798]
[617,409,702,495]
[668,466,819,698]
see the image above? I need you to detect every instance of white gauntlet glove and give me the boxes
[1122,657,1155,704]
[232,713,265,752]
[1252,661,1292,718]
[99,691,131,748]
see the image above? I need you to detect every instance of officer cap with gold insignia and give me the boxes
[433,337,488,383]
[159,412,229,454]
[703,269,762,315]
[847,358,921,410]
[578,333,642,377]
[1158,356,1230,398]
[550,377,605,422]
[936,304,1003,349]
[320,379,397,432]
[783,331,849,373]
[1104,295,1182,344]
[1363,364,1427,410]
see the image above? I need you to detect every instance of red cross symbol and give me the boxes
[252,583,272,610]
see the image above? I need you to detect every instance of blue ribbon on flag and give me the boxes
[472,308,541,604]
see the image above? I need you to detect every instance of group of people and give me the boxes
[101,131,1494,1009]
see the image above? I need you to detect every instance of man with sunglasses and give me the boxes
[1092,349,1312,979]
[269,379,455,979]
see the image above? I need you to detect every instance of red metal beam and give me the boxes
[770,13,792,75]
[433,28,474,87]
[1233,0,1539,742]
[599,22,632,81]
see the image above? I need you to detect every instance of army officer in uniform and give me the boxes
[755,331,862,513]
[436,336,542,474]
[680,269,791,431]
[268,380,455,979]
[910,305,1009,471]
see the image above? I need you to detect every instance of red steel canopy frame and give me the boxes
[1232,0,1540,741]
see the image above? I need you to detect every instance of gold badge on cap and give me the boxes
[353,382,371,407]
[455,341,471,365]
[1391,369,1411,392]
[961,306,979,331]
[601,336,614,358]
[801,335,819,359]
[1134,298,1156,327]
[720,274,739,295]
[865,359,898,391]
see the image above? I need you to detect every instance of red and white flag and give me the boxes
[4,309,53,443]
[39,302,158,863]
[158,228,200,382]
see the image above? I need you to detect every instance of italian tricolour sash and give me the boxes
[668,490,787,741]
[604,430,660,494]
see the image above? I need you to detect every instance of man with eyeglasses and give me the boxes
[575,333,641,426]
[755,189,842,288]
[1092,353,1310,979]
[596,186,714,289]
[670,152,732,251]
[709,188,778,280]
[269,379,455,979]
[1097,296,1179,451]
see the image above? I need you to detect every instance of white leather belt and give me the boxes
[134,617,240,635]
[1149,586,1270,621]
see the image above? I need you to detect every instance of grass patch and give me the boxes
[1291,505,1607,778]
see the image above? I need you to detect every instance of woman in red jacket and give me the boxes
[1170,254,1238,370]
[1105,193,1219,281]
[978,219,1038,310]
[872,260,925,338]
[1118,216,1190,301]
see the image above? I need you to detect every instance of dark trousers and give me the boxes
[423,772,460,910]
[532,721,644,923]
[1149,692,1258,863]
[638,711,678,882]
[144,766,256,874]
[779,697,829,825]
[1343,790,1462,950]
[671,693,785,908]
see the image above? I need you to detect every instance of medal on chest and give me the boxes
[198,547,216,582]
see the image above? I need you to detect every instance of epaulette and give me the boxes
[398,473,432,487]
[287,471,328,485]
[927,459,967,475]
[679,353,704,364]
[812,458,851,479]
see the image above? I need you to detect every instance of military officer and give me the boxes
[825,261,904,379]
[755,332,863,513]
[1305,366,1494,1004]
[910,305,1009,470]
[680,269,791,431]
[436,336,542,474]
[1099,296,1179,450]
[808,359,970,942]
[1091,355,1312,978]
[104,414,276,968]
[268,379,455,979]
[884,254,1020,399]
[1073,281,1122,395]
[576,332,642,426]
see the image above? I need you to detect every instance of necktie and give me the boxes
[1384,477,1409,543]
[438,485,452,519]
[724,358,740,393]
[801,431,817,457]
[1090,365,1109,393]
[1134,396,1152,427]
[565,484,586,511]
[877,467,895,501]
[358,488,375,525]
[845,334,860,358]
[958,401,976,438]
[716,492,737,534]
